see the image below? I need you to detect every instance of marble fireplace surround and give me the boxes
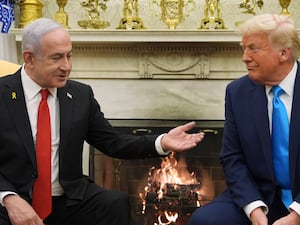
[9,29,249,176]
[12,29,247,122]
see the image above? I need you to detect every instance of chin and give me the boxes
[55,80,68,88]
[248,75,264,85]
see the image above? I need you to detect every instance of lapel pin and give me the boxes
[67,92,72,99]
[11,92,17,99]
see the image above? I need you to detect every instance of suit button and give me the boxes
[32,172,37,178]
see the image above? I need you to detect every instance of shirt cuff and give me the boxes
[289,201,300,215]
[155,134,170,155]
[243,200,268,219]
[0,191,17,206]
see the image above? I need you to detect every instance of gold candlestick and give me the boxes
[117,0,145,30]
[199,0,225,29]
[55,0,70,28]
[18,0,43,28]
[279,0,291,16]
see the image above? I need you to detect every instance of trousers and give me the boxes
[0,184,130,225]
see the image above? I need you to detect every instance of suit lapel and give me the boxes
[289,62,300,189]
[57,86,73,159]
[251,83,274,178]
[3,72,36,166]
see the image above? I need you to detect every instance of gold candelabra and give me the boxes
[199,0,225,29]
[78,0,110,29]
[117,0,145,30]
[18,0,43,28]
[55,0,70,28]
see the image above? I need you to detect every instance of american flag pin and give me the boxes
[67,92,72,99]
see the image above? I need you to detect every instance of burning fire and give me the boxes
[138,152,215,225]
[155,211,178,225]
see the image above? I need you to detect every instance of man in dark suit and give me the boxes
[189,14,300,225]
[0,18,205,225]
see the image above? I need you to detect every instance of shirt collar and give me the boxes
[21,65,57,100]
[266,61,297,97]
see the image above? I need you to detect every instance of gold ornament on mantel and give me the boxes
[150,0,195,30]
[235,0,263,27]
[18,0,43,28]
[55,0,70,28]
[199,0,225,29]
[238,0,264,15]
[78,0,110,29]
[279,0,291,16]
[117,0,145,30]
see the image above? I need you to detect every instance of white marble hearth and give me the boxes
[11,30,248,120]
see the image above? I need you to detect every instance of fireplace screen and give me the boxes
[90,119,225,225]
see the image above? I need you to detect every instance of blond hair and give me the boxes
[239,14,300,60]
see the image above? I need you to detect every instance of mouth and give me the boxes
[246,65,257,72]
[58,73,68,78]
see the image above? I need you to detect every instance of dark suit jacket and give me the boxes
[0,69,160,204]
[220,61,300,208]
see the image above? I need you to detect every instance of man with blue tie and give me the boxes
[189,13,300,225]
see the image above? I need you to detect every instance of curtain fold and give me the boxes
[0,29,18,63]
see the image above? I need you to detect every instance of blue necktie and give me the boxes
[271,85,292,208]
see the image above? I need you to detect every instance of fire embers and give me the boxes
[137,152,214,225]
[144,183,200,215]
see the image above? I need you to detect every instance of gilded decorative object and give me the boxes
[199,0,225,29]
[279,0,291,16]
[18,0,43,28]
[78,0,110,29]
[150,0,195,30]
[117,0,145,30]
[238,0,264,15]
[235,0,263,27]
[55,0,70,28]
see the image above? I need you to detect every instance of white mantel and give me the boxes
[11,29,248,120]
[12,29,242,43]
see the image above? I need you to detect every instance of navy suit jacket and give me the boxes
[0,69,160,204]
[221,61,300,208]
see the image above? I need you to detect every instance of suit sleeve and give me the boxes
[220,84,266,208]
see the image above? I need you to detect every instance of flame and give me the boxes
[154,211,178,225]
[145,152,200,199]
[138,152,216,225]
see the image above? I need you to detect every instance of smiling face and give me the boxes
[240,32,287,86]
[23,28,72,89]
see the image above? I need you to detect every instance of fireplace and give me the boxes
[90,119,225,225]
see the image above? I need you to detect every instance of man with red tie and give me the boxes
[0,18,204,225]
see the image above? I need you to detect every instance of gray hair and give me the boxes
[239,13,300,60]
[22,18,64,57]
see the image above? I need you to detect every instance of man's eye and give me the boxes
[249,46,259,51]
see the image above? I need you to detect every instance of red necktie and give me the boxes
[32,89,52,219]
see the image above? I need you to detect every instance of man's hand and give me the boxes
[250,207,268,225]
[161,121,205,152]
[273,211,300,225]
[3,194,44,225]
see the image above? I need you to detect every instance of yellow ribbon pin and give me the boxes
[12,92,17,99]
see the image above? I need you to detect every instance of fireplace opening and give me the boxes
[89,119,226,225]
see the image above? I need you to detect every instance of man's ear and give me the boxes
[23,51,34,65]
[279,48,291,62]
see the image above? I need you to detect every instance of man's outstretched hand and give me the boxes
[161,121,205,153]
